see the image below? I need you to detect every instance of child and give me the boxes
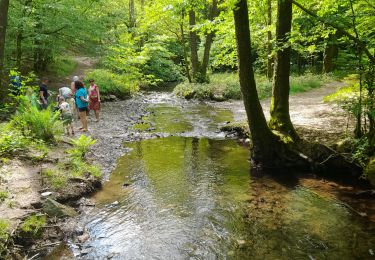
[58,96,74,135]
[67,92,76,122]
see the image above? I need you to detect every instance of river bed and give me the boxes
[69,92,375,259]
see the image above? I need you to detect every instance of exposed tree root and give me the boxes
[250,132,368,186]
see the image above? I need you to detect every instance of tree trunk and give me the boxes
[323,34,338,73]
[266,0,273,80]
[269,0,299,140]
[0,0,10,100]
[233,0,296,168]
[200,0,218,82]
[189,10,200,81]
[129,0,136,30]
[180,9,192,83]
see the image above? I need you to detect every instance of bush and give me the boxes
[174,73,334,101]
[85,69,139,98]
[0,123,30,157]
[11,97,63,143]
[20,215,46,238]
[67,135,96,158]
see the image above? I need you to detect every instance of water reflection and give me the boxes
[81,137,375,259]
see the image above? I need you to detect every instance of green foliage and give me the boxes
[66,135,101,178]
[0,123,30,157]
[0,219,9,257]
[11,97,63,143]
[20,215,46,238]
[85,69,139,98]
[290,73,333,94]
[352,137,372,168]
[324,75,373,127]
[0,191,9,203]
[48,56,78,77]
[175,73,333,101]
[68,135,96,158]
[42,169,68,189]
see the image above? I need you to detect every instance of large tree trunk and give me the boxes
[266,0,273,80]
[233,0,301,168]
[323,34,338,73]
[269,0,299,140]
[0,0,9,100]
[200,0,218,82]
[189,9,200,81]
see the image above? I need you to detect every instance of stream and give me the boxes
[70,92,374,259]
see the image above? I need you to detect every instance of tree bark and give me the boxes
[266,0,273,80]
[0,0,10,100]
[180,9,192,83]
[129,0,136,30]
[189,9,200,81]
[269,0,299,140]
[233,0,288,167]
[200,0,218,82]
[323,34,338,73]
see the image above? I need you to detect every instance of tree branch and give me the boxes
[292,0,375,64]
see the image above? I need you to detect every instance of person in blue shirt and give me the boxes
[75,81,89,132]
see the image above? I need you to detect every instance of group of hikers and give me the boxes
[39,76,101,134]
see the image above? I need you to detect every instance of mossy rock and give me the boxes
[365,157,375,186]
[42,198,78,218]
[220,121,249,137]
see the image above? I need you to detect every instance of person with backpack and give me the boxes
[58,96,74,135]
[88,79,101,122]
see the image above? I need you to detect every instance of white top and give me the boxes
[59,101,72,115]
[59,87,72,98]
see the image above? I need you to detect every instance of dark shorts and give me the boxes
[78,107,88,112]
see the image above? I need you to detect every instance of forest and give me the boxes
[0,0,374,258]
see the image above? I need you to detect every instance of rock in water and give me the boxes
[42,198,78,218]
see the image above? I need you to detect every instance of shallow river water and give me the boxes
[75,93,375,259]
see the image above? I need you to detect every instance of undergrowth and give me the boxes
[48,56,78,77]
[85,69,139,99]
[174,73,334,101]
[42,135,101,189]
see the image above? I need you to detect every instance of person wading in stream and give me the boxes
[75,80,89,132]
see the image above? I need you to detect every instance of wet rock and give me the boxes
[111,201,119,206]
[78,232,90,243]
[42,198,78,218]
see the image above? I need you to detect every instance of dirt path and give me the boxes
[49,56,97,90]
[211,81,350,144]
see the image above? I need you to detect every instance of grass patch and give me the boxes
[85,69,139,99]
[174,73,335,101]
[20,215,46,239]
[48,56,78,77]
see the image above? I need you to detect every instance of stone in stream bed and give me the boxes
[42,198,78,218]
